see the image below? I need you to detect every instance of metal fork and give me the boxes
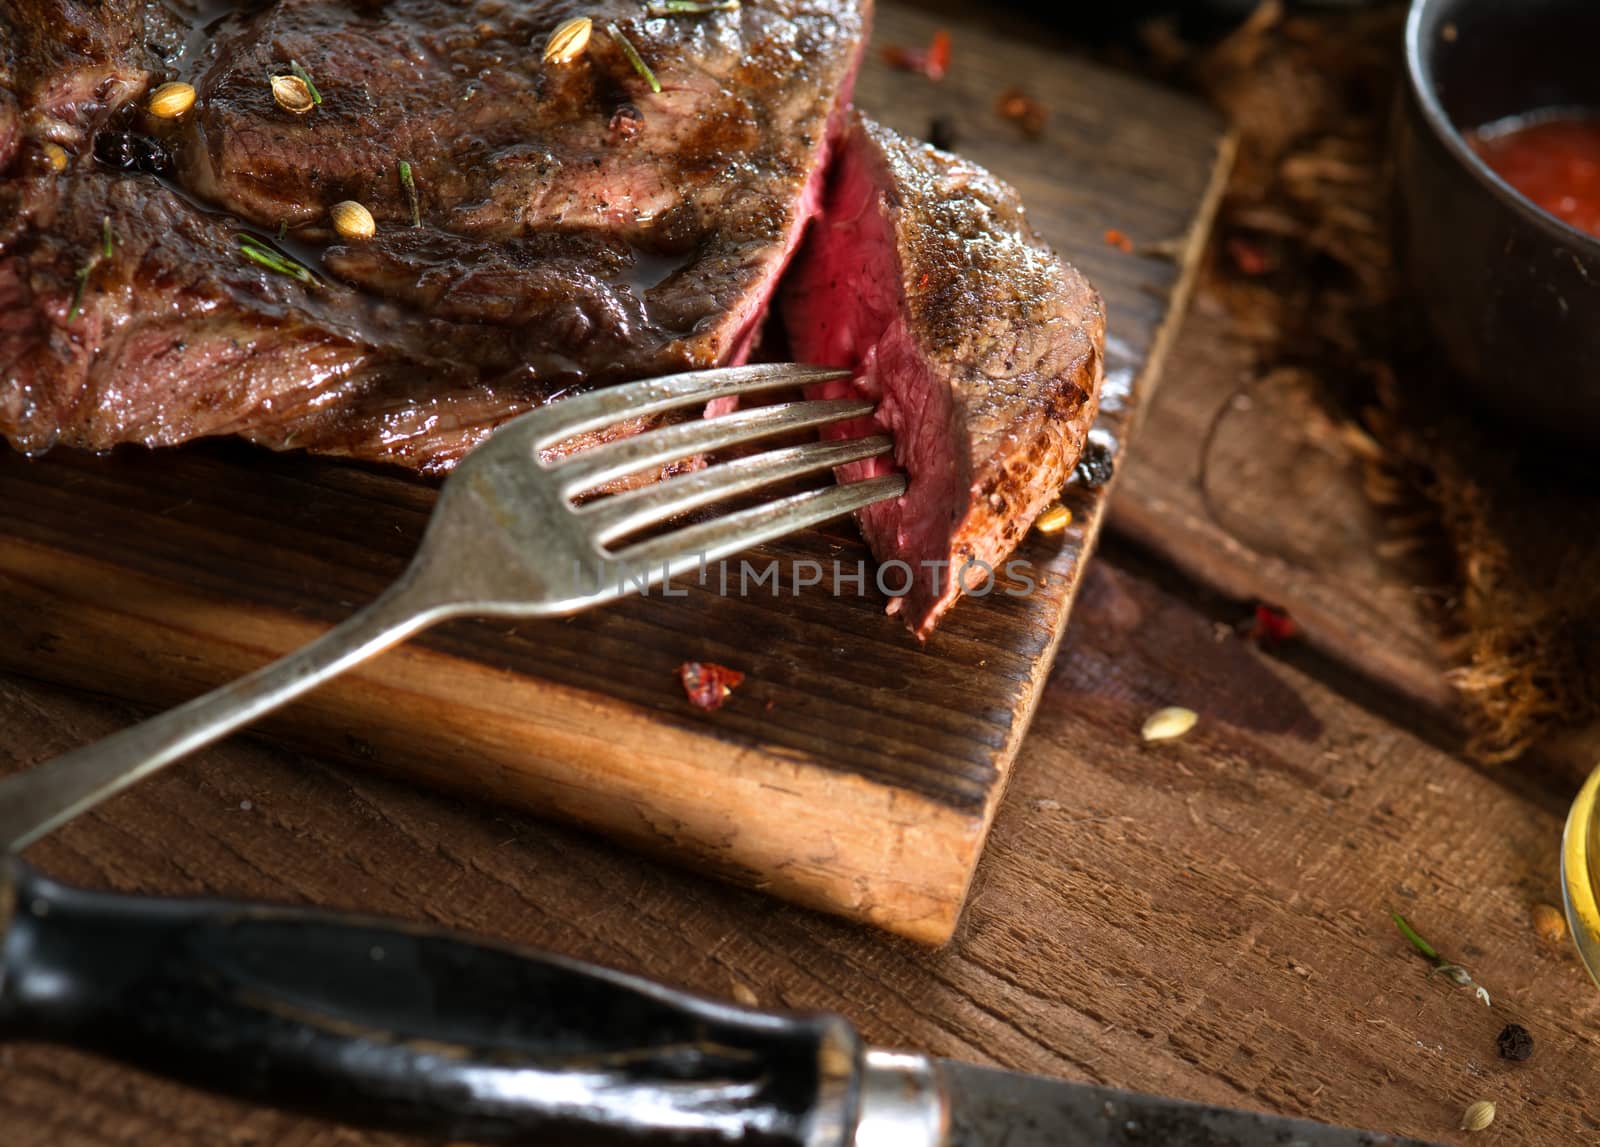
[0,364,901,853]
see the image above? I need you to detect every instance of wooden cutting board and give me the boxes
[0,6,1231,944]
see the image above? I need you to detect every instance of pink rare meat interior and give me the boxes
[782,136,965,610]
[783,114,1105,637]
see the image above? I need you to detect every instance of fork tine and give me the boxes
[610,474,906,574]
[582,434,895,545]
[555,398,876,496]
[515,364,853,452]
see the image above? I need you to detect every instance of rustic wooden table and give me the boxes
[6,2,1600,1140]
[5,299,1598,1146]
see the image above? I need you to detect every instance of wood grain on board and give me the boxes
[3,551,1595,1147]
[0,5,1233,942]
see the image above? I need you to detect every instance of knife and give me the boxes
[0,858,1438,1146]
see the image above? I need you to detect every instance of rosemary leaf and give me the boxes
[289,59,322,105]
[607,23,661,94]
[67,265,91,322]
[237,234,316,285]
[1389,911,1441,962]
[648,0,739,13]
[399,159,420,227]
[68,222,113,322]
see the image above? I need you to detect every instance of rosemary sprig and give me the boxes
[68,216,114,322]
[67,266,92,322]
[398,159,420,227]
[236,233,317,286]
[1390,911,1474,986]
[289,59,322,105]
[648,0,739,13]
[607,23,661,94]
[1390,910,1439,960]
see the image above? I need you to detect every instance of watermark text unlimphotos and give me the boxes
[573,556,1043,598]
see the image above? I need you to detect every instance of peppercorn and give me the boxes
[1073,439,1116,489]
[1496,1023,1534,1062]
[93,131,173,177]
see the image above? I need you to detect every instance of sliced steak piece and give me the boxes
[0,0,867,472]
[781,113,1104,638]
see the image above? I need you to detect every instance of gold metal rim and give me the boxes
[1561,763,1600,989]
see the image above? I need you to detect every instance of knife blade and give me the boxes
[939,1059,1434,1147]
[0,858,1441,1147]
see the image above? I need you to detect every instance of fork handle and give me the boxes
[0,571,450,852]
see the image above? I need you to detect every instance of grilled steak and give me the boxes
[0,0,867,471]
[781,114,1105,637]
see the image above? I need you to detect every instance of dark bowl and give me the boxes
[1396,0,1600,441]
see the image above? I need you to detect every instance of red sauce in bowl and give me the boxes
[1470,114,1600,239]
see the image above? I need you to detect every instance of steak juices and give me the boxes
[0,0,1104,633]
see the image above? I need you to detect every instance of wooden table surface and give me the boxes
[7,294,1599,1145]
[7,6,1600,1139]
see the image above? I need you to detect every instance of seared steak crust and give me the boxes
[783,114,1105,636]
[1,0,867,470]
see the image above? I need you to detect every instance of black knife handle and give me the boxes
[0,859,862,1146]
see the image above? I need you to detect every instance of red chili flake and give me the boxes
[882,28,951,81]
[995,87,1048,138]
[1104,228,1134,254]
[925,29,951,81]
[1249,603,1299,645]
[678,661,745,711]
[918,272,930,288]
[1226,235,1270,276]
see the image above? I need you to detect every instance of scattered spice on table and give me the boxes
[995,87,1047,138]
[1072,439,1116,489]
[679,661,744,711]
[1496,1023,1534,1062]
[882,28,950,81]
[927,114,958,152]
[1389,910,1476,988]
[1141,706,1198,743]
[1459,1100,1495,1133]
[1250,603,1298,645]
[730,980,759,1006]
[1103,228,1134,254]
[1034,504,1072,535]
[1530,902,1566,946]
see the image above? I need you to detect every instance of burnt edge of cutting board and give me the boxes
[0,7,1234,943]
